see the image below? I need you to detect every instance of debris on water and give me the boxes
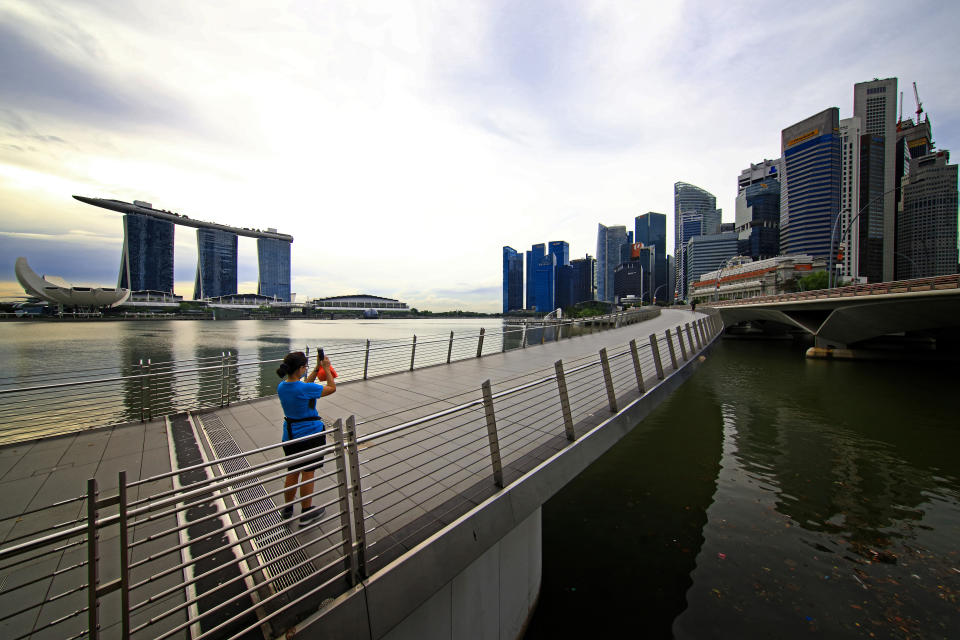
[717,553,726,560]
[852,574,867,589]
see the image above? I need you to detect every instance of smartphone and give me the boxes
[317,348,325,362]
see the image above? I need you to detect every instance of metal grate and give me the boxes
[195,412,316,591]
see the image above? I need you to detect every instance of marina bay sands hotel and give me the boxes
[74,196,293,302]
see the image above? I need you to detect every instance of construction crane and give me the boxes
[913,81,924,123]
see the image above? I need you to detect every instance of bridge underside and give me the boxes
[718,293,960,350]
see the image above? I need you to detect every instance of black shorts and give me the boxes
[282,432,326,471]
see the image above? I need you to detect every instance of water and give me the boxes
[525,338,958,639]
[0,318,506,441]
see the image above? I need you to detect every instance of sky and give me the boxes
[1,0,959,312]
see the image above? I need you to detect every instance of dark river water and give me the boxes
[526,338,958,639]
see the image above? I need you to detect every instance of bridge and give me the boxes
[0,309,721,640]
[704,274,960,357]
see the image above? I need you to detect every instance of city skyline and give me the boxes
[2,1,959,312]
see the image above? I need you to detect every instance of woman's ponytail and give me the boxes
[277,351,307,379]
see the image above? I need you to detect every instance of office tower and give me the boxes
[780,107,841,261]
[839,117,862,281]
[502,246,524,313]
[570,255,596,304]
[894,114,935,278]
[898,150,958,278]
[615,243,655,303]
[257,235,292,301]
[548,240,570,267]
[737,159,782,194]
[526,243,545,310]
[534,253,557,312]
[119,214,174,292]
[666,255,675,303]
[674,182,718,299]
[635,212,667,302]
[735,177,780,261]
[194,228,238,299]
[685,232,739,295]
[854,78,898,280]
[596,224,628,302]
[858,134,886,281]
[556,264,574,310]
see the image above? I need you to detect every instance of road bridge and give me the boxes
[704,274,960,356]
[0,308,722,640]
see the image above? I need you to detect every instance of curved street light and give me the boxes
[828,178,925,288]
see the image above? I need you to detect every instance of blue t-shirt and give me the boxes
[277,380,325,441]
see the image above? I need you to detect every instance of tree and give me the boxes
[797,270,829,291]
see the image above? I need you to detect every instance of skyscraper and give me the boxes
[894,114,935,279]
[735,177,780,261]
[686,232,739,295]
[502,246,524,313]
[854,78,898,280]
[526,243,545,311]
[257,235,292,301]
[674,182,718,300]
[780,107,841,261]
[635,212,667,303]
[556,264,574,310]
[858,134,886,282]
[548,240,570,267]
[194,228,238,299]
[570,255,596,304]
[119,214,174,292]
[596,224,628,302]
[898,150,958,278]
[534,253,557,312]
[839,117,862,281]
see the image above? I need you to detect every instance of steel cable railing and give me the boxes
[0,308,707,639]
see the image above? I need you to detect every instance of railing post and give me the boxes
[554,360,576,441]
[343,416,367,579]
[410,335,417,371]
[447,331,454,363]
[540,326,545,344]
[145,358,152,421]
[677,325,688,361]
[521,324,528,348]
[685,323,696,353]
[225,352,233,406]
[363,339,370,379]
[331,419,358,585]
[138,360,145,422]
[665,329,679,370]
[629,339,646,394]
[476,328,485,358]
[219,351,226,407]
[649,334,664,380]
[481,380,504,488]
[599,348,618,413]
[693,322,703,349]
[118,472,130,639]
[87,478,100,640]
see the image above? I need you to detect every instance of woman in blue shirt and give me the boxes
[276,350,336,525]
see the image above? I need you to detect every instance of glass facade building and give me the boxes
[898,151,958,278]
[526,243,545,311]
[194,228,238,299]
[257,237,292,301]
[570,255,596,305]
[686,232,739,295]
[596,224,628,302]
[780,107,841,261]
[502,246,524,313]
[548,241,569,268]
[533,253,557,312]
[120,214,175,292]
[858,134,886,282]
[735,178,781,260]
[674,182,718,300]
[635,212,667,301]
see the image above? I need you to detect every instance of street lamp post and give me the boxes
[828,178,924,289]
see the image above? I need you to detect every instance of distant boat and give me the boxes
[362,308,379,319]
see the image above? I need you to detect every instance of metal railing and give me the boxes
[0,311,722,640]
[0,310,657,446]
[705,273,960,307]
